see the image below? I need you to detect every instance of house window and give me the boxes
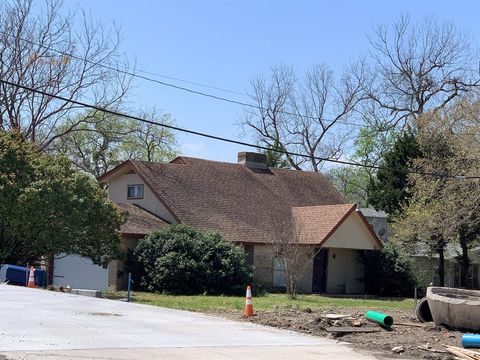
[273,257,286,287]
[127,184,144,199]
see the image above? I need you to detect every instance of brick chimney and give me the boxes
[238,152,267,169]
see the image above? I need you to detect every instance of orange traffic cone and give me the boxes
[27,266,35,288]
[243,285,254,317]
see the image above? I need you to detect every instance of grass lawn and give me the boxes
[104,291,414,312]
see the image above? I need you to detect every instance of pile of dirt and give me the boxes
[212,307,464,359]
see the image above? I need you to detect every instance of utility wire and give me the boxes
[5,31,366,128]
[1,78,478,179]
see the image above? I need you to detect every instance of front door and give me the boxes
[312,248,328,293]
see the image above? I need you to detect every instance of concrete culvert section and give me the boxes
[416,297,433,323]
[427,286,480,331]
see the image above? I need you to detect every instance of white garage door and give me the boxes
[53,254,108,290]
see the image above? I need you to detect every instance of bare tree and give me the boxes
[55,109,178,178]
[0,0,132,148]
[366,14,480,127]
[243,62,368,172]
[268,209,316,299]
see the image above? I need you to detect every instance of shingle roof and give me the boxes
[358,207,388,219]
[292,204,383,248]
[128,156,345,243]
[116,203,170,235]
[103,156,380,247]
[292,204,356,244]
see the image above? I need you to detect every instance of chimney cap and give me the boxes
[238,152,267,169]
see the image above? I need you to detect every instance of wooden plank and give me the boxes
[416,345,447,354]
[396,322,427,328]
[320,314,351,320]
[326,326,381,333]
[443,346,478,360]
[445,346,480,360]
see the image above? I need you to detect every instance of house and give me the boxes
[359,208,388,242]
[414,245,480,289]
[98,152,383,294]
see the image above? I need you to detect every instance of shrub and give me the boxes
[133,224,252,295]
[362,241,419,297]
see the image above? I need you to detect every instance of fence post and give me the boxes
[127,273,132,303]
[25,263,29,287]
[414,287,418,308]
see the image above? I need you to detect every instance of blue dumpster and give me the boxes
[0,264,46,287]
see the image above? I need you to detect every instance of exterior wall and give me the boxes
[251,244,314,293]
[323,212,378,250]
[414,256,480,289]
[53,255,108,290]
[108,173,177,224]
[326,248,364,294]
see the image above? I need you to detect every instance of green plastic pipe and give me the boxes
[365,310,394,328]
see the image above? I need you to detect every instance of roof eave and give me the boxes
[97,160,134,182]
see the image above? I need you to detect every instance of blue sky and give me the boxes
[74,0,480,164]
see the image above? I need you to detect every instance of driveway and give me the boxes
[0,285,377,359]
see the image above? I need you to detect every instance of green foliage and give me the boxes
[104,291,415,312]
[328,127,396,206]
[0,132,125,265]
[55,110,178,178]
[353,127,397,164]
[327,167,370,206]
[264,141,290,169]
[367,129,421,216]
[134,225,252,295]
[363,242,419,297]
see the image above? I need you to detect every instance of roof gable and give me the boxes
[292,204,383,249]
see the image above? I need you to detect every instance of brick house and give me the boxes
[98,152,383,293]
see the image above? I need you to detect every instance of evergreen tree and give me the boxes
[264,141,290,169]
[367,129,421,217]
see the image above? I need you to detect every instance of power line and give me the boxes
[1,78,478,180]
[133,69,248,98]
[0,31,249,98]
[5,31,366,128]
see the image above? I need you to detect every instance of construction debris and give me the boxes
[219,306,465,360]
[391,346,405,354]
[326,326,381,333]
[320,313,353,320]
[443,345,480,360]
[417,344,447,354]
[352,319,362,327]
[396,321,428,328]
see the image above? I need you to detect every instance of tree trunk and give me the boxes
[459,229,471,289]
[437,243,445,287]
[0,220,4,244]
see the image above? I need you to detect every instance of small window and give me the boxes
[273,257,286,287]
[127,184,144,199]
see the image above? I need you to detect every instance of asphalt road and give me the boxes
[0,285,377,359]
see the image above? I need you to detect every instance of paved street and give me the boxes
[0,285,377,359]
